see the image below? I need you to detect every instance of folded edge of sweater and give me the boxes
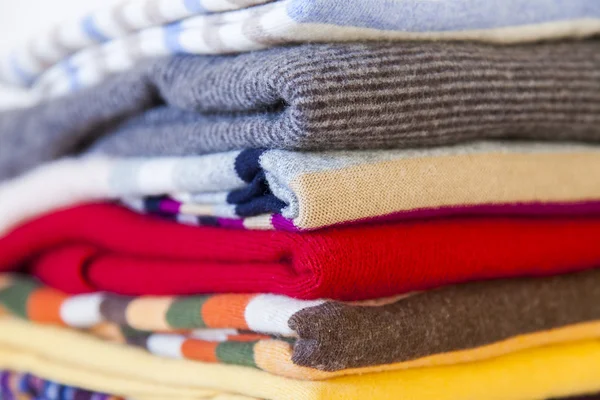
[3,270,600,379]
[3,203,600,300]
[3,317,600,400]
[2,142,600,235]
[4,0,600,98]
[2,40,600,182]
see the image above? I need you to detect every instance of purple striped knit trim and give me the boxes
[271,213,299,232]
[158,198,181,214]
[216,217,245,229]
[141,200,600,231]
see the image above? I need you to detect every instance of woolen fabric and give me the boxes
[128,144,600,231]
[2,203,600,300]
[4,0,599,97]
[1,40,600,181]
[4,317,600,400]
[3,271,600,379]
[2,143,600,235]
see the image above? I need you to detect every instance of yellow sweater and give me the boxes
[1,316,600,400]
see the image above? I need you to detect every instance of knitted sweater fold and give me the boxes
[3,270,600,379]
[2,41,600,181]
[3,203,600,301]
[2,143,600,235]
[2,0,599,97]
[4,317,600,400]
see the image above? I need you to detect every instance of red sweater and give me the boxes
[1,203,599,300]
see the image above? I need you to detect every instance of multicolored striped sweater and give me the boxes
[3,270,600,380]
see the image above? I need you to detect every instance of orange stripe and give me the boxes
[201,294,255,329]
[181,339,219,363]
[26,288,68,325]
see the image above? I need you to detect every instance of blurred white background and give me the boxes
[0,0,120,54]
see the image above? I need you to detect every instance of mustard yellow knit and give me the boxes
[2,317,600,400]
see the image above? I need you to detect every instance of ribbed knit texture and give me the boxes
[2,41,600,181]
[3,203,600,301]
[92,40,600,153]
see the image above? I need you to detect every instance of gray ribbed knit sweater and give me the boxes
[1,41,599,181]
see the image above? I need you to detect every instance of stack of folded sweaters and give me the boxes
[1,1,600,399]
